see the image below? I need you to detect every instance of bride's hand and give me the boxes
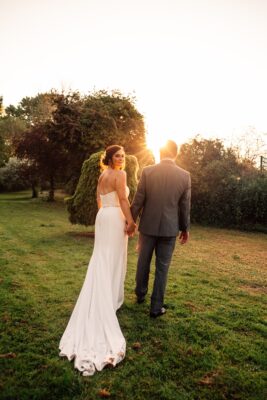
[126,221,136,237]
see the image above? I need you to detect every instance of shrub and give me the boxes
[236,176,267,230]
[0,158,29,192]
[191,174,267,232]
[66,151,139,226]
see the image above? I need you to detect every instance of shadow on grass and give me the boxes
[67,231,95,238]
[0,194,32,201]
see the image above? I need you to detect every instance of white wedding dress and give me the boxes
[59,189,128,376]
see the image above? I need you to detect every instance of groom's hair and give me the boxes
[102,145,124,167]
[160,140,178,159]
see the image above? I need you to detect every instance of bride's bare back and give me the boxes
[97,169,128,207]
[96,168,135,237]
[97,169,119,195]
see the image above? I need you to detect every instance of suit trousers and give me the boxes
[135,233,176,313]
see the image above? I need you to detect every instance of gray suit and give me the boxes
[131,159,191,313]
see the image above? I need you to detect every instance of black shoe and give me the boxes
[136,297,145,304]
[150,307,167,318]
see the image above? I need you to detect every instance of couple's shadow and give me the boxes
[117,297,173,353]
[114,299,178,373]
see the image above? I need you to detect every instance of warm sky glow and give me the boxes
[146,134,167,163]
[1,0,267,151]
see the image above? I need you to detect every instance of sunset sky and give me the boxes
[1,0,267,151]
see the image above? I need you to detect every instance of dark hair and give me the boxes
[160,140,178,159]
[102,145,124,166]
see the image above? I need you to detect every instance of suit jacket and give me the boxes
[130,159,191,237]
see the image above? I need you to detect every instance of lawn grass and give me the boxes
[0,191,266,400]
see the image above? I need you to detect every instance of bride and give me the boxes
[59,145,136,376]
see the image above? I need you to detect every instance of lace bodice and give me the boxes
[100,187,129,208]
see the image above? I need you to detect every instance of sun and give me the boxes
[143,108,191,163]
[146,133,167,163]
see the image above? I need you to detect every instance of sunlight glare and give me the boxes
[144,112,192,163]
[146,130,168,163]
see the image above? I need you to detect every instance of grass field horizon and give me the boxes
[0,191,266,400]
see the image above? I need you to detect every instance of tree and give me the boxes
[66,151,139,226]
[0,114,40,196]
[5,92,57,126]
[229,127,267,165]
[0,96,3,116]
[0,95,9,167]
[10,89,146,199]
[12,120,70,201]
[82,90,145,154]
[0,134,8,167]
[51,90,146,193]
[0,114,27,163]
[177,136,265,230]
[19,161,40,198]
[2,93,59,197]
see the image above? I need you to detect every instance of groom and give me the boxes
[130,140,191,318]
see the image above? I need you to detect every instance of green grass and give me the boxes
[0,191,266,400]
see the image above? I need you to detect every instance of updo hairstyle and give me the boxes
[101,145,124,168]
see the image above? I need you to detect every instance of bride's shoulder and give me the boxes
[114,170,126,178]
[98,170,107,182]
[114,170,127,185]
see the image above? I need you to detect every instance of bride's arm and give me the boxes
[115,171,135,231]
[96,184,102,209]
[96,174,103,209]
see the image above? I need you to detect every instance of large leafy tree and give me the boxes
[12,120,69,201]
[6,92,60,198]
[9,92,86,199]
[50,90,146,192]
[82,90,146,154]
[5,92,57,126]
[11,89,147,199]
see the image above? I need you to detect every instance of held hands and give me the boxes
[125,221,137,237]
[179,231,189,244]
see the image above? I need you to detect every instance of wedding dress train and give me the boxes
[59,190,128,376]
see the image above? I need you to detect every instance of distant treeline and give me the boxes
[0,91,266,231]
[178,138,266,232]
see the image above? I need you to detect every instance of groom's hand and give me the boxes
[179,231,189,244]
[126,221,136,237]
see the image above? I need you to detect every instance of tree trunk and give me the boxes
[31,183,38,198]
[48,175,55,202]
